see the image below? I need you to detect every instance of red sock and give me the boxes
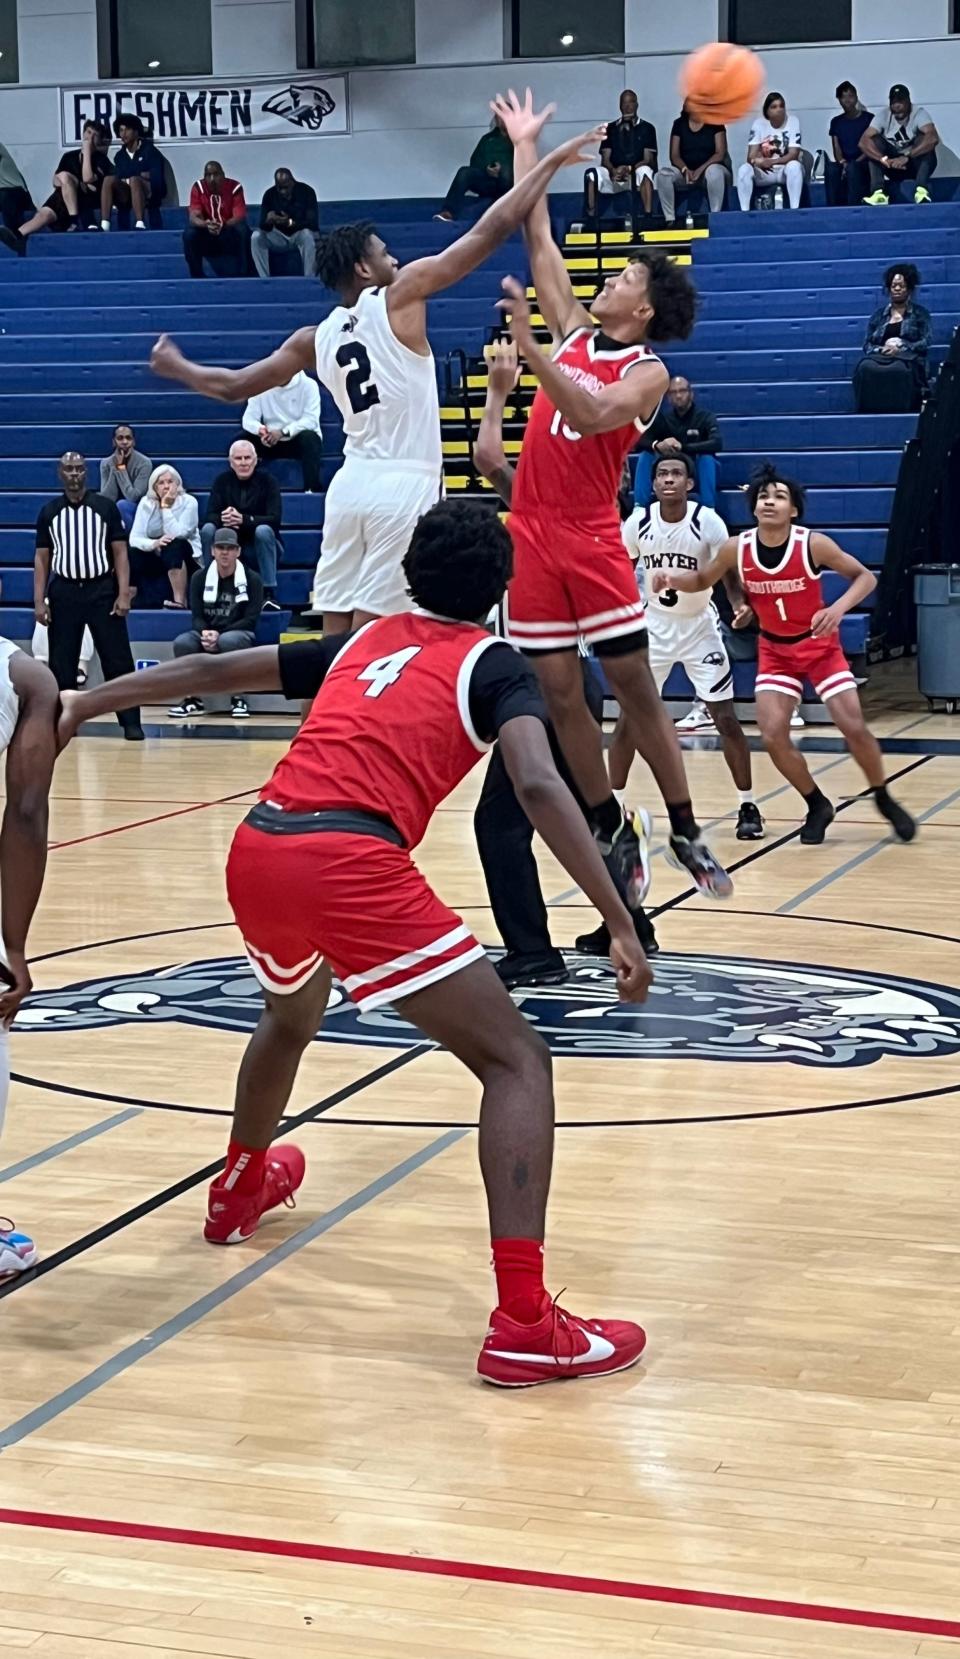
[222,1140,267,1195]
[492,1237,548,1323]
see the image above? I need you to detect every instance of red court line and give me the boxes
[1,1508,958,1641]
[49,789,258,851]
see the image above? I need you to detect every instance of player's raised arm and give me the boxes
[150,326,317,403]
[494,87,593,343]
[807,533,877,637]
[387,113,605,313]
[0,657,59,1022]
[651,535,739,596]
[474,339,520,506]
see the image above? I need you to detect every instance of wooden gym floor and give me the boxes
[2,675,960,1656]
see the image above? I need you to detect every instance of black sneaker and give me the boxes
[494,950,568,990]
[593,807,652,909]
[800,795,836,844]
[875,792,917,842]
[574,910,659,958]
[261,598,282,613]
[123,725,145,742]
[735,802,765,841]
[0,227,24,257]
[231,695,250,719]
[169,696,204,718]
[666,834,733,899]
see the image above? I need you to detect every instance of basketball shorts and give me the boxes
[227,822,484,1011]
[755,633,857,702]
[504,509,647,654]
[311,457,443,617]
[648,605,733,702]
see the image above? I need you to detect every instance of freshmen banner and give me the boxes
[60,75,349,145]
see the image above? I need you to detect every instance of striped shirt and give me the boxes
[36,491,124,581]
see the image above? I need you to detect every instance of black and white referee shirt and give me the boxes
[35,491,124,581]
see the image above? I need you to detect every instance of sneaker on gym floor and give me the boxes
[0,1219,38,1279]
[169,696,204,718]
[800,795,836,845]
[735,802,765,841]
[666,833,733,899]
[875,793,917,842]
[864,189,889,205]
[494,950,568,990]
[790,709,805,729]
[203,1144,305,1245]
[231,695,250,720]
[675,701,715,734]
[593,806,652,910]
[575,910,659,958]
[478,1297,647,1388]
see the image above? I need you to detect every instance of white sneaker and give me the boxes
[100,219,110,232]
[790,710,805,729]
[135,219,146,230]
[231,696,250,719]
[675,702,716,734]
[0,1220,38,1279]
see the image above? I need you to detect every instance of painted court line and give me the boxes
[49,787,258,851]
[0,1107,141,1184]
[0,1129,464,1449]
[778,784,960,914]
[0,1509,957,1642]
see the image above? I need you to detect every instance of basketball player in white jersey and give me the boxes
[618,453,763,840]
[149,106,604,636]
[0,642,59,1278]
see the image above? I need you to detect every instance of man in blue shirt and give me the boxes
[825,82,872,206]
[100,115,166,230]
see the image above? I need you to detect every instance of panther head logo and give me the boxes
[262,85,336,131]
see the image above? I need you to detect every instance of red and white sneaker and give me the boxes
[203,1144,306,1245]
[477,1298,647,1388]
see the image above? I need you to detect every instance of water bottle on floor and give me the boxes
[774,184,785,210]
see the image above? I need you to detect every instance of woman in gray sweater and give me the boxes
[99,424,153,529]
[129,465,200,608]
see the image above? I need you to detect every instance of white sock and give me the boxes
[612,787,626,806]
[737,790,755,806]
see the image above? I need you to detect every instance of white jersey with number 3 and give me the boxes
[622,502,728,619]
[313,285,442,471]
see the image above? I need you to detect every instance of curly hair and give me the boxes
[652,450,695,480]
[747,462,806,517]
[403,502,513,619]
[316,221,376,293]
[883,262,920,294]
[632,252,698,343]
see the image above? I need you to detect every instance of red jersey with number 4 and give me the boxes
[261,615,499,847]
[737,525,824,637]
[513,326,661,518]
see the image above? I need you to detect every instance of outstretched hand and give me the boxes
[150,333,189,383]
[497,275,535,348]
[490,87,556,145]
[484,337,521,397]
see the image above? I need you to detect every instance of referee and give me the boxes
[34,452,143,739]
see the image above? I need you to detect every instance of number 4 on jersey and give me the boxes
[357,646,422,698]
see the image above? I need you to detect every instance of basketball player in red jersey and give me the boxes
[653,465,916,844]
[58,504,653,1388]
[491,88,732,905]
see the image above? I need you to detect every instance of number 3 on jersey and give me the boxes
[336,342,381,415]
[358,646,421,698]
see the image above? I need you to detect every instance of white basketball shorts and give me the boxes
[648,605,734,703]
[311,457,444,617]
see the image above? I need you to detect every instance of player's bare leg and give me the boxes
[756,689,836,844]
[706,698,764,840]
[608,712,634,793]
[826,688,916,841]
[397,955,647,1386]
[322,610,353,636]
[203,962,332,1244]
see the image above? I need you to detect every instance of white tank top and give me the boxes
[313,285,442,473]
[623,503,729,619]
[0,641,20,757]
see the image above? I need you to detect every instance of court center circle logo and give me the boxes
[15,951,960,1068]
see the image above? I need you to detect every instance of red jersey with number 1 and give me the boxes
[261,615,499,848]
[737,525,824,637]
[513,326,661,518]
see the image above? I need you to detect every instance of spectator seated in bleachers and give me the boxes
[169,528,264,721]
[656,102,728,222]
[99,424,152,532]
[1,120,113,253]
[241,371,323,492]
[600,90,657,215]
[201,440,282,609]
[853,264,931,414]
[825,82,872,206]
[183,161,250,277]
[737,93,805,211]
[634,375,722,509]
[860,85,939,205]
[129,466,199,610]
[252,167,318,277]
[434,114,513,222]
[0,141,33,236]
[100,115,166,231]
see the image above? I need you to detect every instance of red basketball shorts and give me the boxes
[226,823,484,1010]
[505,509,646,652]
[755,633,857,702]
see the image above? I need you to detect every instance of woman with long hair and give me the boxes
[129,465,200,608]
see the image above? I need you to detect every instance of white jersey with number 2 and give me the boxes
[313,285,442,472]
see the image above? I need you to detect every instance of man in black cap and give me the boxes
[169,527,264,720]
[860,86,939,204]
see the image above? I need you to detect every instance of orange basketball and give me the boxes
[679,41,765,125]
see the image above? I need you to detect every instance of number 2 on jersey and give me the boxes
[357,646,421,699]
[336,342,381,414]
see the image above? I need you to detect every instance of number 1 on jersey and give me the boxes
[357,646,422,698]
[775,597,788,623]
